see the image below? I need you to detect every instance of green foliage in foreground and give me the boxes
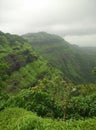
[1,87,96,120]
[0,107,96,130]
[5,90,63,118]
[67,94,96,119]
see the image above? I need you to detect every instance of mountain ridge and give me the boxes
[0,31,65,94]
[22,32,96,83]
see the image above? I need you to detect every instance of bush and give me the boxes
[67,94,96,119]
[6,89,63,118]
[0,107,96,130]
[0,107,43,130]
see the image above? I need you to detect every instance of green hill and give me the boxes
[0,31,96,129]
[22,32,96,83]
[0,31,67,118]
[0,31,63,95]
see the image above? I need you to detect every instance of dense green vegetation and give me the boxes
[0,31,96,129]
[0,31,64,95]
[3,90,63,118]
[0,108,96,130]
[22,32,96,83]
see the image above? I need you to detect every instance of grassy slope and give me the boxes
[0,31,62,94]
[22,32,96,84]
[0,107,96,130]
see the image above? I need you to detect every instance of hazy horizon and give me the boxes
[0,0,96,46]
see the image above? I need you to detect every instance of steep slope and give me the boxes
[22,32,96,83]
[0,31,63,94]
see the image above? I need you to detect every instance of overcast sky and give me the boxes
[0,0,96,46]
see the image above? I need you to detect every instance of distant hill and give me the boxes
[22,32,96,83]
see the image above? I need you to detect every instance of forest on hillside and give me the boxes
[0,31,96,130]
[23,32,96,84]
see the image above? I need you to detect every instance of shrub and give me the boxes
[67,94,96,119]
[6,89,63,118]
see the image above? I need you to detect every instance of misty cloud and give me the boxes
[0,0,96,46]
[65,34,96,47]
